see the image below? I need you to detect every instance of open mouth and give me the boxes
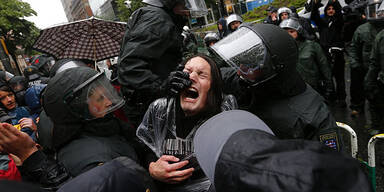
[184,88,199,99]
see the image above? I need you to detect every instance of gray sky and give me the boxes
[23,0,68,29]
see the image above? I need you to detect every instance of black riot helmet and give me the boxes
[43,67,125,148]
[204,32,220,47]
[31,55,55,77]
[49,59,88,77]
[8,76,28,106]
[210,23,298,86]
[142,0,208,17]
[23,65,41,81]
[0,70,14,82]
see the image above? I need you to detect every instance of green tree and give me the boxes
[0,0,39,56]
[115,0,144,22]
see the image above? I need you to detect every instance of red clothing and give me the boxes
[0,154,21,181]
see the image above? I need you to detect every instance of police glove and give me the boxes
[168,71,192,96]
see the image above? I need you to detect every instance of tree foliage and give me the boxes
[0,0,39,55]
[115,0,144,22]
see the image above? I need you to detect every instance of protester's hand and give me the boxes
[0,123,38,162]
[149,155,194,184]
[9,153,22,166]
[168,71,192,96]
[19,118,37,131]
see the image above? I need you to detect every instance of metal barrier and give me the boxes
[336,122,358,158]
[367,134,384,192]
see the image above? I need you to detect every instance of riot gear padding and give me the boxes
[24,65,41,81]
[211,24,298,86]
[279,17,304,35]
[277,7,292,20]
[366,0,383,20]
[226,14,243,29]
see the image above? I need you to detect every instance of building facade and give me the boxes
[60,0,93,22]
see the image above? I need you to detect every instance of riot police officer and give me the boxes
[23,65,49,87]
[365,1,384,135]
[117,0,208,128]
[349,0,384,118]
[212,24,343,150]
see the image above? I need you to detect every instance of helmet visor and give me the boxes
[378,2,384,18]
[279,18,301,32]
[185,0,208,17]
[367,3,381,19]
[210,26,268,75]
[64,73,125,120]
[5,72,14,81]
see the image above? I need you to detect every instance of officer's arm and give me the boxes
[365,35,382,90]
[314,42,333,92]
[21,150,71,190]
[348,29,363,69]
[117,14,176,97]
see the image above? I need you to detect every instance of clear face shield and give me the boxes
[378,2,384,18]
[184,0,208,18]
[367,0,382,20]
[279,18,302,32]
[210,26,276,84]
[64,72,125,120]
[4,72,14,81]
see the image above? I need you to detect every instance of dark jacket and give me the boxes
[58,157,158,192]
[221,67,342,151]
[349,22,384,69]
[136,96,237,192]
[263,16,279,25]
[365,29,384,93]
[297,40,333,92]
[117,5,184,101]
[215,129,371,192]
[311,0,344,49]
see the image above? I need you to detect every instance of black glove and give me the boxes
[168,71,191,96]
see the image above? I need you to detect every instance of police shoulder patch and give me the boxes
[319,132,339,151]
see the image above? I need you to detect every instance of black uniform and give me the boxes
[212,24,342,151]
[311,0,346,103]
[221,68,342,151]
[20,67,137,189]
[117,5,185,127]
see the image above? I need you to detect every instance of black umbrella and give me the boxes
[33,17,126,62]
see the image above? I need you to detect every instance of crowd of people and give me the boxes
[0,0,382,191]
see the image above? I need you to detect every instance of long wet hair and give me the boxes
[181,54,224,116]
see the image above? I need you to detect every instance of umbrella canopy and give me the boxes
[33,17,126,62]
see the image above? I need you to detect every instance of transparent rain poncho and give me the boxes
[136,95,237,192]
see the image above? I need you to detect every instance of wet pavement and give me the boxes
[330,65,384,192]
